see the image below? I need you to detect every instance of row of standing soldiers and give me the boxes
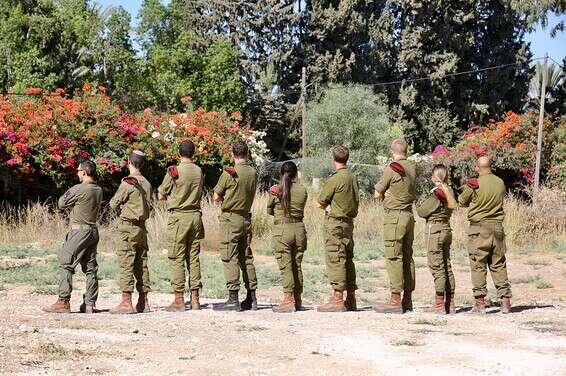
[42,138,512,315]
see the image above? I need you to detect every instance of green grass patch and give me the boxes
[510,275,539,284]
[535,278,553,289]
[525,259,551,266]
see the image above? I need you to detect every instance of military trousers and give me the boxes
[58,225,99,304]
[324,216,356,292]
[167,211,204,292]
[383,209,415,293]
[272,221,307,293]
[467,222,512,298]
[219,211,257,291]
[116,219,150,293]
[426,222,455,294]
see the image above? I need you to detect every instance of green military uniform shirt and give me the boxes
[267,180,308,219]
[214,161,257,213]
[374,159,416,210]
[58,181,103,225]
[158,161,203,212]
[458,173,505,223]
[416,188,453,222]
[318,167,360,219]
[109,173,152,222]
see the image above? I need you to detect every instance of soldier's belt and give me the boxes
[118,218,146,227]
[222,210,251,218]
[274,217,303,225]
[384,207,413,214]
[427,219,449,224]
[325,215,353,223]
[70,224,97,231]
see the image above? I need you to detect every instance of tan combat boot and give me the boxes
[446,293,456,314]
[190,289,201,310]
[471,296,486,314]
[79,302,95,314]
[500,297,511,314]
[345,289,357,311]
[165,291,186,312]
[373,292,403,314]
[136,292,151,313]
[402,291,413,313]
[42,298,70,313]
[110,292,135,314]
[273,292,296,313]
[294,292,303,311]
[425,294,445,314]
[317,290,347,312]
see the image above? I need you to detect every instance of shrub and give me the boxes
[0,85,268,195]
[305,85,403,163]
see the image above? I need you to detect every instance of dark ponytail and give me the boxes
[280,161,298,217]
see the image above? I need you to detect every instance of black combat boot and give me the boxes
[213,290,240,311]
[240,290,258,311]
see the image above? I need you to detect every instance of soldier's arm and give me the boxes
[157,173,173,201]
[109,184,129,211]
[416,195,440,219]
[213,172,229,202]
[57,186,79,209]
[374,168,393,200]
[267,195,276,216]
[317,179,334,209]
[458,186,474,207]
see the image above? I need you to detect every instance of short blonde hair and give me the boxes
[391,138,407,155]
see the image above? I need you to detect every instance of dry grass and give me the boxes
[0,187,564,256]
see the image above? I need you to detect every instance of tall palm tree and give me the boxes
[529,62,564,102]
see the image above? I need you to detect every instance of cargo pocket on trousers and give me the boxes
[166,216,180,259]
[219,217,231,262]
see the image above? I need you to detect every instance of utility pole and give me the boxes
[301,67,307,161]
[534,53,548,190]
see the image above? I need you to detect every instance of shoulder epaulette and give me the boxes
[167,166,179,180]
[269,185,282,197]
[432,187,447,203]
[467,178,479,189]
[123,176,138,186]
[224,166,237,177]
[389,161,406,177]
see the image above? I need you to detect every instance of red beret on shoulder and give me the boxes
[467,178,479,189]
[433,187,448,203]
[167,166,179,180]
[123,176,138,186]
[389,161,406,177]
[224,166,237,177]
[269,185,282,197]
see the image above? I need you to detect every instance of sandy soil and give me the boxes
[1,285,565,376]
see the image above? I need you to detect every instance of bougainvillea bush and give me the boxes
[0,85,267,196]
[432,111,566,189]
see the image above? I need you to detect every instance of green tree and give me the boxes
[0,0,101,93]
[306,85,402,162]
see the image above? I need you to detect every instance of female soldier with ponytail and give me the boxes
[267,161,308,313]
[416,164,458,314]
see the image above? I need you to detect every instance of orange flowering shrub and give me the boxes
[432,111,564,188]
[0,86,256,194]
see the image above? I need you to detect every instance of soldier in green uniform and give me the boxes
[109,150,152,314]
[458,156,512,314]
[267,161,308,313]
[213,141,258,311]
[416,164,457,314]
[316,146,360,312]
[373,139,416,314]
[42,160,103,314]
[158,140,205,312]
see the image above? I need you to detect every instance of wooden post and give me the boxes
[301,66,307,161]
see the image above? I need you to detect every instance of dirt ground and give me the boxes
[1,283,566,376]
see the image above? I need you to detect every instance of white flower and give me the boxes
[168,120,177,129]
[151,131,160,139]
